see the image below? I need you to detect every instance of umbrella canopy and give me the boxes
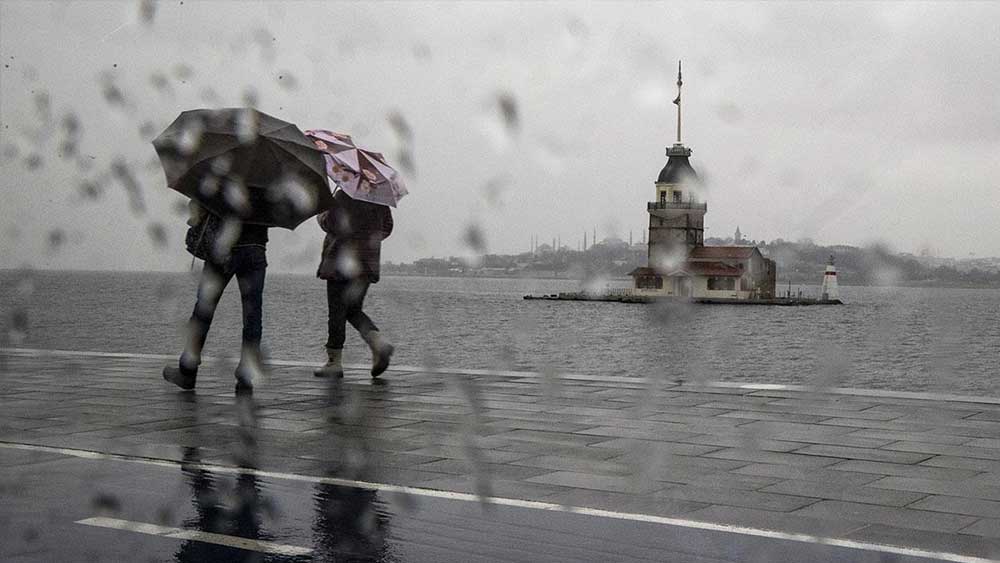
[304,129,409,208]
[153,108,333,229]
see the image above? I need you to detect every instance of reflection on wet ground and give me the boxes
[7,453,963,563]
[2,350,999,561]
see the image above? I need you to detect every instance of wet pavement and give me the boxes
[2,348,1000,562]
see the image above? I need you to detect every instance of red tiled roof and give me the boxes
[671,261,742,277]
[689,246,757,260]
[627,267,658,277]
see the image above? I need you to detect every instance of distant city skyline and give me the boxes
[3,1,999,273]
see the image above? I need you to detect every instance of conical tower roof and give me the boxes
[656,61,699,185]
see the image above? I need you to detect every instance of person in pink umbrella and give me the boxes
[307,130,406,378]
[305,129,408,377]
[312,189,395,378]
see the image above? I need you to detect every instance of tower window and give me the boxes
[672,191,682,203]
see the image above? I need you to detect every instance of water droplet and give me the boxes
[111,158,146,214]
[91,493,121,515]
[462,224,487,254]
[137,0,156,24]
[78,180,102,200]
[147,222,168,248]
[47,229,66,250]
[24,154,42,170]
[276,71,297,90]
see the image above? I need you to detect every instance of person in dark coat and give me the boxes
[163,202,269,392]
[314,189,394,378]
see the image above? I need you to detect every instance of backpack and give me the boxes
[185,208,225,262]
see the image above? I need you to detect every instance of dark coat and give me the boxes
[316,190,393,283]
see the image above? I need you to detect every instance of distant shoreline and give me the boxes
[2,268,997,289]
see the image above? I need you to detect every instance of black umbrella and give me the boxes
[153,108,333,229]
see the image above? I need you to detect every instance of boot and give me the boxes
[363,331,394,378]
[163,360,197,390]
[313,347,344,378]
[234,345,262,394]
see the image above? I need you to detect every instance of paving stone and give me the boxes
[614,452,749,473]
[525,471,666,494]
[793,444,934,465]
[735,420,853,437]
[867,476,1000,501]
[677,472,783,491]
[920,455,1000,473]
[493,441,623,461]
[509,454,634,476]
[575,425,701,441]
[717,410,830,424]
[412,458,553,480]
[960,518,1000,539]
[404,445,536,464]
[654,485,819,512]
[792,500,978,532]
[882,441,1000,460]
[819,418,937,432]
[590,438,721,456]
[910,495,1000,518]
[845,428,974,446]
[731,463,884,487]
[760,479,927,507]
[673,434,809,453]
[703,448,844,467]
[829,459,982,481]
[489,429,611,447]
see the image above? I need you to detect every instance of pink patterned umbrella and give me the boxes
[304,129,408,208]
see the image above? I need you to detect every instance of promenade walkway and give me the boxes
[2,348,1000,561]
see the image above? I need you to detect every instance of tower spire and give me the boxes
[672,60,683,144]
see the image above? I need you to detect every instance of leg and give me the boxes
[165,260,232,389]
[316,279,351,378]
[342,279,393,378]
[343,280,377,339]
[183,260,233,368]
[326,279,351,350]
[234,252,266,390]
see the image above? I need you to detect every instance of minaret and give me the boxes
[735,226,742,244]
[646,60,706,272]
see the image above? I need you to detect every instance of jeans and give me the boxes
[185,246,267,363]
[326,278,377,349]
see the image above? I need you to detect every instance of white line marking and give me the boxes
[75,517,312,556]
[4,347,1000,405]
[3,441,996,563]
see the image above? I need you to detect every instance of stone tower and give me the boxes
[647,61,706,271]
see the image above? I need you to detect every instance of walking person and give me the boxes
[163,203,269,392]
[313,189,395,378]
[153,109,336,393]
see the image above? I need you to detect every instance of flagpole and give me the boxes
[675,60,683,144]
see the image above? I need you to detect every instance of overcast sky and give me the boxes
[2,1,999,272]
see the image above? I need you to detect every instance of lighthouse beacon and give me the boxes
[820,255,839,301]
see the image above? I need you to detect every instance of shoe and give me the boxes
[234,379,254,395]
[163,364,197,390]
[363,331,394,378]
[234,345,262,393]
[313,347,344,378]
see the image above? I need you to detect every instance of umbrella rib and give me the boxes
[267,138,328,178]
[260,141,326,187]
